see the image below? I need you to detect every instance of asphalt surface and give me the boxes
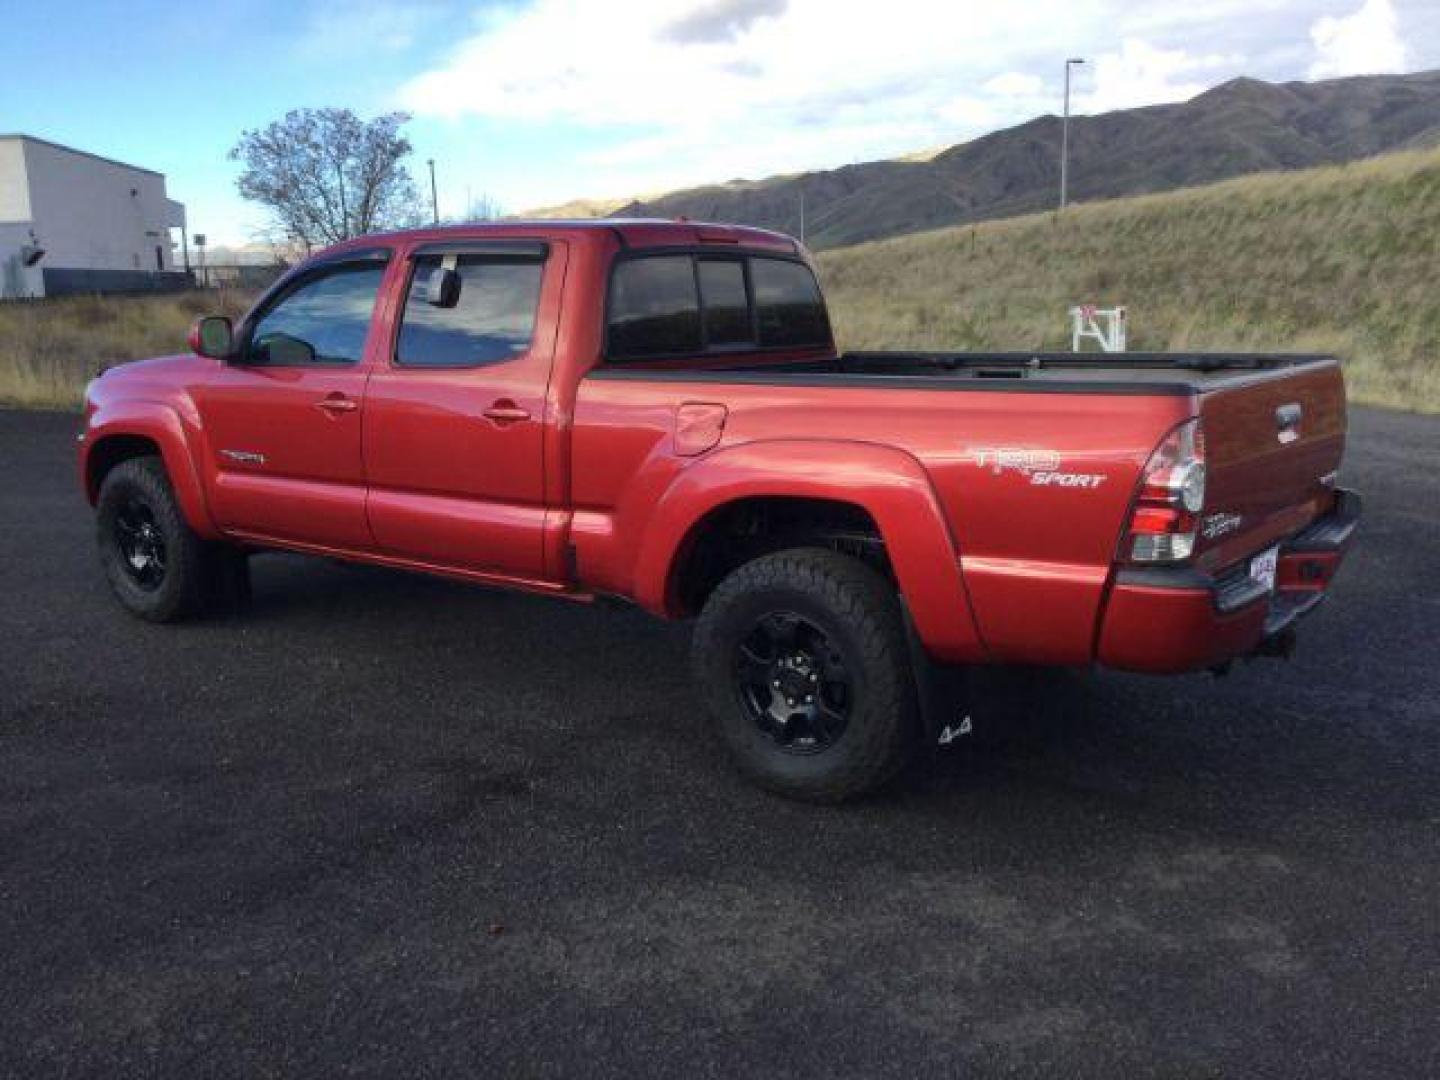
[1,406,1437,1077]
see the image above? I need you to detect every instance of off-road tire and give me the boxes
[96,456,215,622]
[692,547,918,802]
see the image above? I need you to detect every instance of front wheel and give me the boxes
[96,456,217,622]
[691,548,918,802]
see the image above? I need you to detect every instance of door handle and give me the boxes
[315,394,359,414]
[483,402,531,423]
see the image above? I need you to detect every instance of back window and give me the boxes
[606,253,828,360]
[607,255,701,358]
[752,258,829,347]
[697,259,753,347]
[397,254,543,367]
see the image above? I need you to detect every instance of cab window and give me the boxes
[751,258,829,348]
[697,259,753,347]
[245,261,386,366]
[607,255,701,358]
[396,254,545,368]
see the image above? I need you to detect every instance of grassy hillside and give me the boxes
[818,147,1440,412]
[0,289,255,409]
[618,71,1440,250]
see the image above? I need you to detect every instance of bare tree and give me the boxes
[456,192,504,223]
[230,109,423,251]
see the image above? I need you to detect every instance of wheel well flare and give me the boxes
[86,434,162,501]
[669,496,889,616]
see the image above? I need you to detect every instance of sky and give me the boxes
[1,0,1435,247]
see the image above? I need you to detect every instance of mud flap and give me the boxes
[901,603,973,750]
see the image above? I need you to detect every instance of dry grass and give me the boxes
[0,289,257,410]
[818,147,1440,412]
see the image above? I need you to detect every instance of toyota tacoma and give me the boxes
[80,220,1360,800]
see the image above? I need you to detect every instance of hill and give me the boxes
[815,147,1440,412]
[593,70,1440,249]
[521,195,631,220]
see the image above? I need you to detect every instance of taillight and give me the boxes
[1126,419,1206,563]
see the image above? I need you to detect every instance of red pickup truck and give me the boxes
[80,220,1359,800]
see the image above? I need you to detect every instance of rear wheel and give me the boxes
[692,548,917,802]
[97,456,225,622]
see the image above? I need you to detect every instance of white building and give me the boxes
[0,134,187,298]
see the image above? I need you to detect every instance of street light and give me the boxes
[427,158,439,225]
[1061,57,1086,210]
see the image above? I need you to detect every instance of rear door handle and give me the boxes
[315,394,359,414]
[483,402,531,423]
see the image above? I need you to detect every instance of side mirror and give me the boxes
[188,316,233,359]
[425,265,461,308]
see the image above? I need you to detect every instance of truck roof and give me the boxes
[329,218,800,255]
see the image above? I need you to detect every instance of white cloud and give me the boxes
[1309,0,1407,78]
[659,0,788,44]
[983,71,1046,97]
[1078,39,1238,113]
[398,0,1107,136]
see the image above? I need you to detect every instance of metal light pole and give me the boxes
[428,159,439,225]
[1061,57,1086,210]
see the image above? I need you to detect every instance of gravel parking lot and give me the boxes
[2,406,1437,1077]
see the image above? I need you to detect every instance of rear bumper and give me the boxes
[1097,488,1361,674]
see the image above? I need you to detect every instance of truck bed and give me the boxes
[577,344,1347,668]
[591,351,1337,396]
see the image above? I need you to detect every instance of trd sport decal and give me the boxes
[968,446,1106,490]
[219,449,266,466]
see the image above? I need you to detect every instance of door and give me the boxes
[362,241,561,579]
[194,253,390,549]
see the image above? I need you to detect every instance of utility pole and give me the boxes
[194,233,207,288]
[428,158,439,225]
[1061,57,1086,211]
[799,189,805,244]
[336,161,348,239]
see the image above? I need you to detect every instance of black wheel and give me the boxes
[96,456,214,622]
[692,548,918,802]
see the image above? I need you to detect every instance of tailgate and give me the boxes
[1194,359,1347,571]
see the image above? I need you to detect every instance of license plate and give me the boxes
[1249,545,1279,593]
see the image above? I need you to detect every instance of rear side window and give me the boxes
[607,255,701,358]
[752,258,829,347]
[397,254,544,367]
